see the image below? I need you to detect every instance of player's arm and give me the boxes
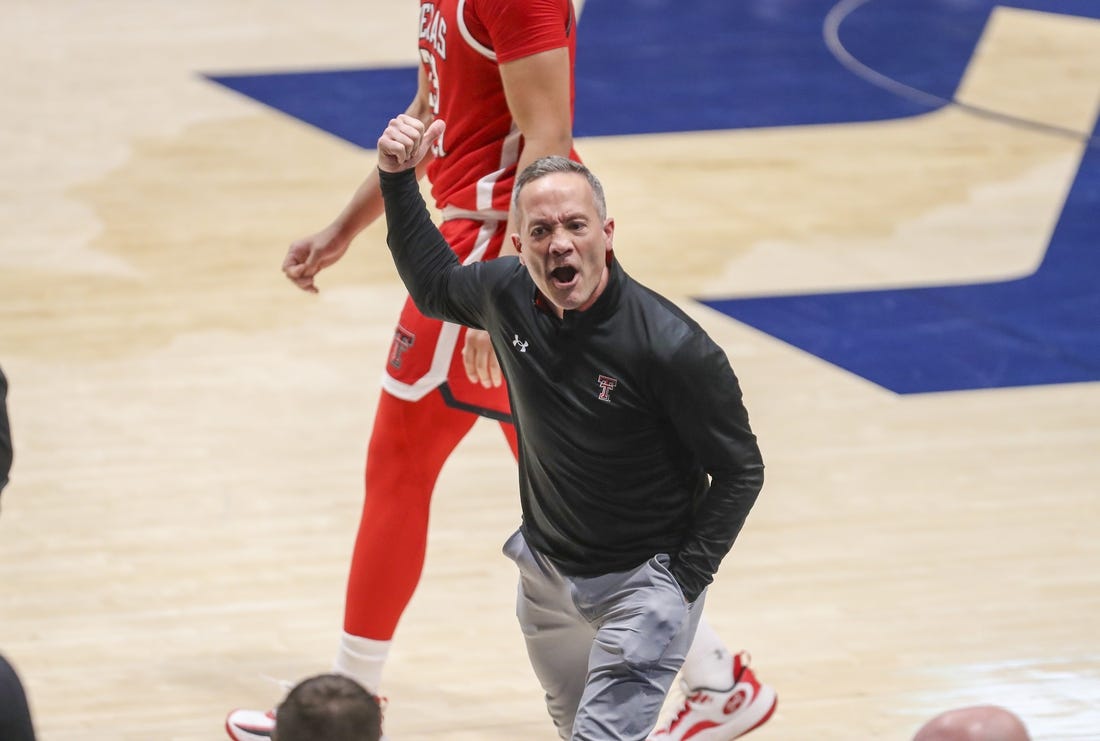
[282,68,436,293]
[378,116,493,329]
[327,69,435,243]
[497,46,574,258]
[461,45,574,386]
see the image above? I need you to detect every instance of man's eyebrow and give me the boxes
[526,211,589,227]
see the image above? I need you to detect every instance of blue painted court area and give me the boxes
[704,118,1100,393]
[206,0,1100,394]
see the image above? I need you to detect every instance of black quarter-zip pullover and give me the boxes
[381,168,763,601]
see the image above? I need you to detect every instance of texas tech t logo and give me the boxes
[389,326,415,369]
[597,374,618,402]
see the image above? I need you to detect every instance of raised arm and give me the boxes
[498,46,574,256]
[377,115,494,332]
[462,45,575,386]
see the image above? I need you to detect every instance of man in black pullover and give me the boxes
[377,116,766,741]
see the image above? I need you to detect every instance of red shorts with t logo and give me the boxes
[381,217,512,420]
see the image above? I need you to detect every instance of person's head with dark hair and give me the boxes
[273,674,382,741]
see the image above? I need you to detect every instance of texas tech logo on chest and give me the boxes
[596,374,618,402]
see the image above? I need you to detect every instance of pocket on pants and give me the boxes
[502,528,547,582]
[590,557,690,671]
[650,553,688,606]
[502,527,525,563]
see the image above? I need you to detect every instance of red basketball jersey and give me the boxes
[417,0,578,215]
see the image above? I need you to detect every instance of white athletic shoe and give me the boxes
[225,708,275,741]
[648,652,777,740]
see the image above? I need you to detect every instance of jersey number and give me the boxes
[419,48,447,158]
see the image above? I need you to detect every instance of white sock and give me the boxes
[332,631,391,695]
[680,617,735,690]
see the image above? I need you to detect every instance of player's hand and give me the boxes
[281,225,351,293]
[378,115,445,173]
[463,328,503,388]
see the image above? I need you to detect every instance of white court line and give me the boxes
[822,0,1100,145]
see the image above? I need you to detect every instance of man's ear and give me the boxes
[512,234,524,263]
[603,218,615,265]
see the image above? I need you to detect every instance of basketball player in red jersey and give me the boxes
[227,2,775,739]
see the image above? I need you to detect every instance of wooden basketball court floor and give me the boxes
[1,2,1098,739]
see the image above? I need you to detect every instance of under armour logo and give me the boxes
[597,374,618,402]
[389,326,415,368]
[512,334,529,353]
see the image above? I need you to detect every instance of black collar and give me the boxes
[531,257,623,327]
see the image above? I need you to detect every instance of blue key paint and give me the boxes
[205,0,1100,393]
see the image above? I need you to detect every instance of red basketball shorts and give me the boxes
[381,217,512,420]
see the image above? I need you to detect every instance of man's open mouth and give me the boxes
[550,266,577,285]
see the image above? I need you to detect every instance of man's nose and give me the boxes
[549,226,572,252]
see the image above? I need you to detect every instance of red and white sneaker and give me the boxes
[225,708,275,741]
[649,652,777,740]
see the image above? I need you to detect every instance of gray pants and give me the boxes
[503,529,705,741]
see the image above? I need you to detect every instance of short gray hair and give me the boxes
[513,156,607,221]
